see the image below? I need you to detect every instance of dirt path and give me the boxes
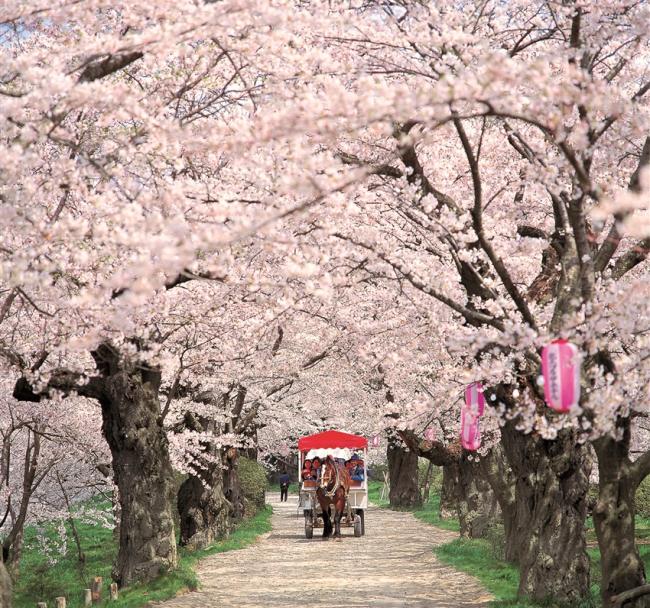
[159,492,492,608]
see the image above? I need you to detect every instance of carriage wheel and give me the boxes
[305,512,314,539]
[353,514,362,537]
[356,509,365,536]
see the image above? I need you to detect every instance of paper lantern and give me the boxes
[465,382,485,416]
[541,339,581,413]
[460,408,481,451]
[424,427,435,441]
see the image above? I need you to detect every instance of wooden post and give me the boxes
[91,576,102,604]
[55,598,66,608]
[37,603,47,608]
[110,583,118,601]
[83,589,92,607]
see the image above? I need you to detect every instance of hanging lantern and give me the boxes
[541,339,581,413]
[465,382,485,416]
[424,427,435,441]
[460,408,481,451]
[370,435,381,448]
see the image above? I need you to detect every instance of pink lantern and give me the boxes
[465,382,485,416]
[424,427,435,441]
[541,339,581,413]
[370,435,380,448]
[460,408,481,451]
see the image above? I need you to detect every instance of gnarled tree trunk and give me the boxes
[177,473,230,549]
[177,411,231,549]
[593,425,649,608]
[387,439,421,508]
[223,447,244,521]
[456,457,499,539]
[501,422,591,602]
[94,344,178,587]
[0,559,11,608]
[478,443,517,561]
[439,464,459,519]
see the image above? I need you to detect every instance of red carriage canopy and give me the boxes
[298,430,368,451]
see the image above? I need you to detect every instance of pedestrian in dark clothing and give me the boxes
[279,471,290,502]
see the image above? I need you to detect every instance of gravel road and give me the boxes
[158,492,492,608]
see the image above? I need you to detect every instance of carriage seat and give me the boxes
[349,479,364,488]
[302,480,318,489]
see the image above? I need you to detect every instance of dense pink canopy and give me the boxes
[298,430,368,451]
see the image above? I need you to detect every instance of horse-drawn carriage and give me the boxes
[298,430,368,539]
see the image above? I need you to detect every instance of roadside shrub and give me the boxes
[369,462,388,481]
[636,477,650,518]
[239,457,267,514]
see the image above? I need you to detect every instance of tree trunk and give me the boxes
[3,427,41,579]
[593,431,649,607]
[177,472,230,550]
[478,444,517,562]
[95,346,177,587]
[177,412,231,549]
[501,422,591,602]
[440,464,459,519]
[11,343,178,587]
[0,560,10,608]
[456,457,499,539]
[420,461,434,504]
[387,439,421,508]
[223,447,244,521]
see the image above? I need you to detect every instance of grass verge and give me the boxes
[14,505,272,608]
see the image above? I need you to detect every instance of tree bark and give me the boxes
[387,439,421,508]
[12,343,178,587]
[2,426,42,579]
[593,426,649,608]
[0,559,10,608]
[455,457,499,539]
[93,345,178,587]
[177,473,230,549]
[478,444,517,562]
[223,447,244,521]
[501,422,591,602]
[439,464,459,519]
[420,460,434,504]
[177,412,231,549]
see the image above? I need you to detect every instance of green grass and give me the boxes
[13,504,272,608]
[412,492,460,533]
[368,480,389,507]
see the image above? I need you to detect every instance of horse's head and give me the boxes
[320,457,336,490]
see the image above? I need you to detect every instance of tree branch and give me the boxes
[594,137,650,273]
[77,51,144,83]
[453,116,538,330]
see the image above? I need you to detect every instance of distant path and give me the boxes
[159,492,492,608]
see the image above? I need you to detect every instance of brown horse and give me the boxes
[316,456,351,540]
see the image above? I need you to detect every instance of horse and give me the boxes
[316,456,351,541]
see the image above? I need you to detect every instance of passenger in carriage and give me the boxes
[349,453,365,481]
[302,458,313,480]
[312,457,322,479]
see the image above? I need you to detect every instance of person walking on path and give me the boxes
[279,471,290,502]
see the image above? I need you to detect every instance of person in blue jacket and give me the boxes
[279,470,290,502]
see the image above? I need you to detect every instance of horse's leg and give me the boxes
[316,491,330,539]
[334,506,342,540]
[334,492,345,540]
[322,505,332,539]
